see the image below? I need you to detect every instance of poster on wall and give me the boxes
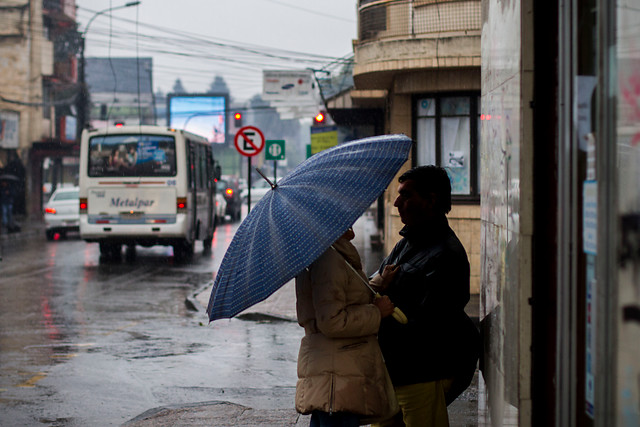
[0,111,19,148]
[583,181,597,255]
[585,255,596,418]
[447,151,465,168]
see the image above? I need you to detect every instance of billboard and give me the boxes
[167,94,227,143]
[310,125,338,155]
[263,70,314,101]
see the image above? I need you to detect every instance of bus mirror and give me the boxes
[214,165,221,180]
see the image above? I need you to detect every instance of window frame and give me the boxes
[412,92,481,203]
[87,134,177,178]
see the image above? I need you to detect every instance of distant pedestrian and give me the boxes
[0,179,16,232]
[295,227,399,427]
[371,165,480,427]
[5,151,25,215]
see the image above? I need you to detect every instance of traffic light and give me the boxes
[233,112,243,127]
[313,111,326,126]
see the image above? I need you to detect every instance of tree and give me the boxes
[172,78,186,94]
[208,75,230,95]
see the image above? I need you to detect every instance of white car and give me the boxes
[241,177,276,205]
[215,192,227,225]
[44,186,79,240]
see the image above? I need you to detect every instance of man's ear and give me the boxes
[422,192,438,212]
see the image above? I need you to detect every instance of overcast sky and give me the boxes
[76,0,357,102]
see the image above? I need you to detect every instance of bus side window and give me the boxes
[199,145,207,190]
[187,141,195,190]
[196,144,203,191]
[206,146,213,189]
[195,144,201,191]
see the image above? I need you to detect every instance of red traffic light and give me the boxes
[314,112,326,124]
[233,112,243,127]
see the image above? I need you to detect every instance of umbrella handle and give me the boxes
[329,245,408,324]
[374,293,408,324]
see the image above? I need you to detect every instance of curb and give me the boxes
[123,400,308,427]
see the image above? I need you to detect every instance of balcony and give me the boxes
[354,0,481,89]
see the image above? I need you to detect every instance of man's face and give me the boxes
[393,179,432,226]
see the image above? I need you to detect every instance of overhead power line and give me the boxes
[259,0,355,23]
[74,5,355,98]
[77,7,351,64]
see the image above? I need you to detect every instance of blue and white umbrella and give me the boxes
[207,134,412,321]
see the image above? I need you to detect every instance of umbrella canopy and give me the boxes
[207,134,412,321]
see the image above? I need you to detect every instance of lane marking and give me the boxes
[17,372,47,388]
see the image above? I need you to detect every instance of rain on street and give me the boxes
[0,219,303,426]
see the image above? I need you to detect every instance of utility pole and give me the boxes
[76,2,141,140]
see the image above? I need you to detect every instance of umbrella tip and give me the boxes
[255,168,277,189]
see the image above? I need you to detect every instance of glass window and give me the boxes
[416,117,436,165]
[441,96,470,115]
[88,134,176,177]
[417,98,436,116]
[53,190,79,201]
[441,116,470,194]
[415,94,481,199]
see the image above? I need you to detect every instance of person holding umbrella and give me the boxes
[295,226,399,427]
[205,135,414,425]
[371,165,480,427]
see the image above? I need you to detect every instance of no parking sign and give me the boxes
[234,126,265,157]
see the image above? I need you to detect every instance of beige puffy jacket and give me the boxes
[295,236,397,421]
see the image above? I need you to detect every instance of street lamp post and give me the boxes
[77,1,141,138]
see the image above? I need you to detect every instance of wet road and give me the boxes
[0,221,303,426]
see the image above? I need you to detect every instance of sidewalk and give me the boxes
[0,218,46,261]
[1,215,480,426]
[0,218,45,243]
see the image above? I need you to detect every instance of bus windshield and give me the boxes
[88,134,177,177]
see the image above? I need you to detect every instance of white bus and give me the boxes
[79,125,220,259]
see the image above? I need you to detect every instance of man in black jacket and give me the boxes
[371,165,479,427]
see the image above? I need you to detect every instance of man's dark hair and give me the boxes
[398,165,452,214]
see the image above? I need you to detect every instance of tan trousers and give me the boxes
[372,379,454,427]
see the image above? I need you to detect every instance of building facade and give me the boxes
[0,0,79,219]
[352,0,482,292]
[353,0,640,424]
[85,57,155,128]
[481,0,639,425]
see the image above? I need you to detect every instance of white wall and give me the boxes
[479,0,534,424]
